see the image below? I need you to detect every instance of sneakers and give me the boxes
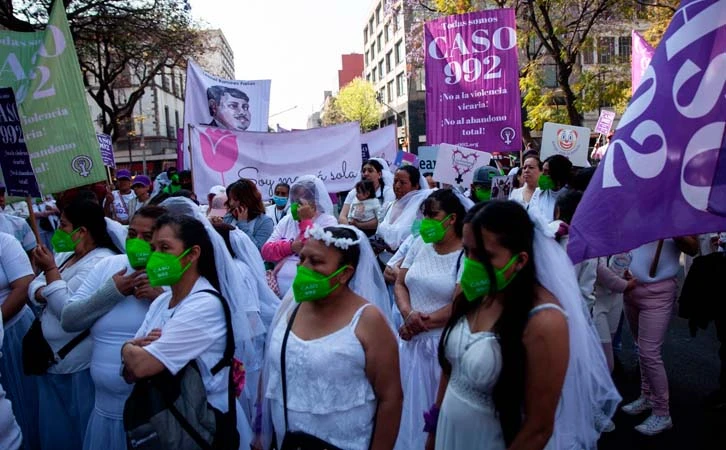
[635,414,673,436]
[621,396,652,415]
[594,411,616,433]
[704,390,726,410]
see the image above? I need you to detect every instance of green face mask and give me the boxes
[460,255,519,301]
[292,265,348,303]
[126,238,152,269]
[475,188,491,202]
[419,214,453,244]
[538,174,555,191]
[146,249,191,287]
[290,202,300,221]
[51,227,81,253]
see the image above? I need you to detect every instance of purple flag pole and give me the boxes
[568,0,726,263]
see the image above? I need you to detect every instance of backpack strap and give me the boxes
[281,304,301,432]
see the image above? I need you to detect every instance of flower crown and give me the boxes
[305,225,361,250]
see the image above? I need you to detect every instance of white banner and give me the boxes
[361,125,397,168]
[433,143,493,188]
[190,122,361,199]
[541,122,591,167]
[181,59,271,169]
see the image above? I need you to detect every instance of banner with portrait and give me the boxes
[182,59,271,169]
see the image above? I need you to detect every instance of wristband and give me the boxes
[423,403,440,433]
[404,310,416,324]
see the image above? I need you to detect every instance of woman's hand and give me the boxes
[425,433,436,450]
[113,268,142,296]
[136,329,162,347]
[297,200,316,220]
[232,204,249,221]
[405,311,430,335]
[383,265,398,284]
[134,275,165,301]
[32,245,56,273]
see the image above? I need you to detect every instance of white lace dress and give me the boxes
[395,243,463,450]
[265,304,377,450]
[435,319,505,450]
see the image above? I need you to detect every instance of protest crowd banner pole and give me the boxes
[25,197,42,247]
[187,123,195,189]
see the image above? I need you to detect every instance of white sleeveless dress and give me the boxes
[435,304,566,449]
[266,304,377,450]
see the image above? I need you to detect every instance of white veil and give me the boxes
[229,229,281,330]
[289,175,334,216]
[369,157,394,190]
[528,208,621,448]
[159,197,264,373]
[377,188,435,251]
[104,217,128,252]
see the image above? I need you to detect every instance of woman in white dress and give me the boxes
[394,189,467,450]
[261,176,338,296]
[0,313,22,450]
[0,232,36,450]
[259,225,401,450]
[29,198,120,450]
[509,155,542,208]
[427,201,620,450]
[58,205,167,450]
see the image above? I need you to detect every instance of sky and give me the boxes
[188,0,373,130]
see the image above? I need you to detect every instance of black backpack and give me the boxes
[123,289,239,450]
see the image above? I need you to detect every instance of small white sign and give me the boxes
[433,143,493,187]
[541,122,591,167]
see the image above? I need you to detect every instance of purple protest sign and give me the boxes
[425,9,521,152]
[568,0,726,263]
[0,87,41,198]
[97,133,115,168]
[631,30,655,94]
[594,110,616,135]
[176,128,184,169]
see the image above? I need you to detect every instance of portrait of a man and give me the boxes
[205,85,251,131]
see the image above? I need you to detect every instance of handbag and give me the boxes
[22,256,90,375]
[123,289,239,450]
[265,257,287,298]
[279,305,341,450]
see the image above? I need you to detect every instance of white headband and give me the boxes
[305,224,362,250]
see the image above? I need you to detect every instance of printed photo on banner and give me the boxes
[182,59,271,169]
[433,143,493,187]
[190,122,361,199]
[394,151,418,168]
[490,175,513,200]
[424,8,522,152]
[540,122,591,168]
[361,125,397,167]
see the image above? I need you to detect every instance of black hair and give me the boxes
[396,165,421,189]
[133,205,167,221]
[422,172,434,178]
[227,178,265,220]
[149,192,171,206]
[153,214,221,292]
[570,167,596,191]
[170,189,199,205]
[274,182,290,193]
[212,222,236,256]
[421,189,466,237]
[323,226,361,269]
[207,85,249,115]
[362,159,386,201]
[555,189,583,224]
[61,198,120,254]
[438,200,536,445]
[355,180,376,201]
[544,155,572,187]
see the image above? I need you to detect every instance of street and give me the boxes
[598,315,725,449]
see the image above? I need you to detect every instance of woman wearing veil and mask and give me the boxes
[339,158,395,228]
[256,225,400,450]
[261,176,338,296]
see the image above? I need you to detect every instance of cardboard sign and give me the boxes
[541,122,591,167]
[433,143,493,187]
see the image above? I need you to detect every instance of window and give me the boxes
[542,64,558,88]
[377,33,383,52]
[380,88,385,103]
[369,17,374,35]
[372,67,377,82]
[598,37,615,64]
[395,11,403,31]
[175,110,180,130]
[395,40,404,64]
[385,23,390,42]
[364,28,368,44]
[366,73,371,82]
[165,106,173,138]
[387,80,394,102]
[161,72,170,90]
[416,67,426,91]
[376,4,381,25]
[378,61,384,78]
[371,44,375,60]
[581,41,594,65]
[365,51,369,65]
[618,35,632,63]
[396,72,405,97]
[386,51,392,72]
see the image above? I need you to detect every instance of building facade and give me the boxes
[338,53,364,89]
[197,29,236,80]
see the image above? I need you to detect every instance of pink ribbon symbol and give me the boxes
[199,127,239,186]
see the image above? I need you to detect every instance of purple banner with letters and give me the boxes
[0,87,41,197]
[568,0,726,263]
[97,133,115,168]
[424,9,521,152]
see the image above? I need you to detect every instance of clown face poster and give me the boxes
[541,122,591,167]
[433,143,493,188]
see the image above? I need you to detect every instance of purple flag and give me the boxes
[631,30,655,94]
[425,9,522,152]
[568,0,726,263]
[176,128,184,169]
[97,133,115,168]
[0,87,41,198]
